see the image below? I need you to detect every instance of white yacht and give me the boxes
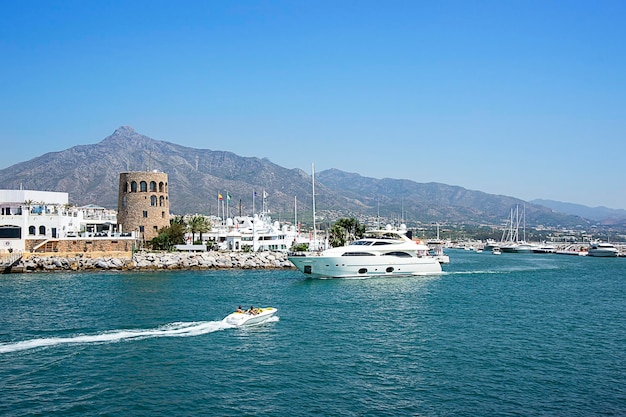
[587,242,619,257]
[201,211,321,252]
[500,242,537,253]
[288,225,442,279]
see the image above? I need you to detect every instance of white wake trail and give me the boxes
[0,320,236,354]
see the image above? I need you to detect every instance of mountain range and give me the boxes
[531,199,626,225]
[0,126,620,230]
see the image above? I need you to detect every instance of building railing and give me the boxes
[0,250,22,267]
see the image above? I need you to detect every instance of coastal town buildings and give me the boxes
[0,189,134,254]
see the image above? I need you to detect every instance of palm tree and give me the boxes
[187,215,211,244]
[23,199,34,215]
[196,216,211,243]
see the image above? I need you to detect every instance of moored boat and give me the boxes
[288,225,442,278]
[587,242,619,257]
[533,244,556,254]
[500,242,537,253]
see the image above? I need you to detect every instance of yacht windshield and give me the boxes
[364,233,402,241]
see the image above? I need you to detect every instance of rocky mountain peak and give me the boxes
[113,126,136,135]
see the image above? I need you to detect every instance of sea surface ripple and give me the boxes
[1,251,625,416]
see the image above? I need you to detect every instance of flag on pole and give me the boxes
[263,190,268,199]
[218,193,223,201]
[227,193,231,202]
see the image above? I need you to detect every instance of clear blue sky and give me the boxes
[2,0,625,209]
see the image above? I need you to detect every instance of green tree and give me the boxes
[291,243,309,252]
[150,218,186,250]
[329,217,366,247]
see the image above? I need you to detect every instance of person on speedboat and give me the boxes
[236,306,244,313]
[248,306,258,315]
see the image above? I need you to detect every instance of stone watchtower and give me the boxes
[117,171,170,242]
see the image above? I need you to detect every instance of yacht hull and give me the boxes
[587,250,618,257]
[288,255,442,279]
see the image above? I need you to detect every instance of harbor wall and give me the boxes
[25,239,135,253]
[8,251,294,273]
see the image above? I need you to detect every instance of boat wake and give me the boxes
[0,319,241,354]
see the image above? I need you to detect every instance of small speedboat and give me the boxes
[223,307,277,327]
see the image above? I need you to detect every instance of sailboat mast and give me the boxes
[523,204,526,242]
[252,190,256,252]
[312,163,317,250]
[294,196,298,234]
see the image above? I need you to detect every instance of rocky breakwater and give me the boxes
[132,251,293,270]
[11,251,295,273]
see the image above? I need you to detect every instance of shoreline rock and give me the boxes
[8,251,295,273]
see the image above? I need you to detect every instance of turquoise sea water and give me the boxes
[1,250,625,416]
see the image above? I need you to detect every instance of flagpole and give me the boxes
[218,192,221,225]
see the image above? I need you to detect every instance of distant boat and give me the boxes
[498,205,537,253]
[500,242,537,253]
[533,244,556,254]
[483,239,499,251]
[587,242,619,257]
[492,248,502,255]
[427,222,450,264]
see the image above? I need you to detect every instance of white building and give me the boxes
[0,189,132,253]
